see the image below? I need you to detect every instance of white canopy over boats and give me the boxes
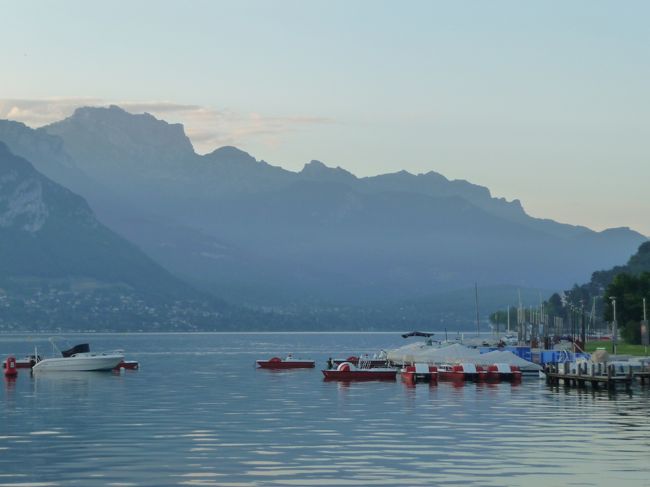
[387,342,541,375]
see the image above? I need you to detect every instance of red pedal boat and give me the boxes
[322,362,396,381]
[114,360,139,371]
[332,356,389,368]
[486,363,522,382]
[438,363,486,382]
[400,363,438,383]
[256,355,315,369]
[2,355,40,369]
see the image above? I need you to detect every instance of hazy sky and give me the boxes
[2,1,649,235]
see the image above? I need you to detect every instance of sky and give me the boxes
[1,0,649,235]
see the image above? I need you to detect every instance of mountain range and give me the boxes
[0,140,248,331]
[0,106,646,330]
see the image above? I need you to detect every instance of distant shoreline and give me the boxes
[0,329,484,336]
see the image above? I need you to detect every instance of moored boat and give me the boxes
[332,356,389,368]
[2,355,40,369]
[400,363,438,383]
[322,362,397,381]
[114,360,140,371]
[32,342,124,372]
[437,363,486,382]
[332,350,390,368]
[486,363,522,382]
[256,355,315,369]
[33,352,124,372]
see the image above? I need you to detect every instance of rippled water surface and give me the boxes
[2,333,650,487]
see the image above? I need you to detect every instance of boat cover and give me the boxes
[495,363,511,373]
[414,363,429,374]
[61,344,90,357]
[388,343,541,372]
[462,363,477,373]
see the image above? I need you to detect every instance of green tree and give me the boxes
[604,272,650,344]
[547,293,566,319]
[489,306,518,329]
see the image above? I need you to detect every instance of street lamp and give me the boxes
[580,299,586,349]
[642,297,648,356]
[610,296,617,355]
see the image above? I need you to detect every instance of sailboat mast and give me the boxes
[475,282,480,337]
[590,297,596,337]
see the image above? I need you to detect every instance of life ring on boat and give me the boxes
[337,362,352,372]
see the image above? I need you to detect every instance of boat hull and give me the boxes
[257,360,315,369]
[2,358,36,369]
[114,360,139,370]
[401,371,437,383]
[400,364,438,383]
[438,372,484,382]
[32,354,124,372]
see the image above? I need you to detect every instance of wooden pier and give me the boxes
[634,370,650,385]
[545,362,634,390]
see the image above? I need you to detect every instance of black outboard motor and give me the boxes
[61,344,90,357]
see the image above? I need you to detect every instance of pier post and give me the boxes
[607,365,613,390]
[577,362,582,388]
[627,366,633,391]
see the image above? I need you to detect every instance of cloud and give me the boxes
[0,98,333,153]
[0,97,103,127]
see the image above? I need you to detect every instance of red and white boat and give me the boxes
[114,360,140,371]
[2,355,39,369]
[332,350,390,368]
[437,363,486,382]
[486,363,522,382]
[322,362,397,381]
[256,355,315,369]
[400,363,438,383]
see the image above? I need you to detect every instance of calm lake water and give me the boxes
[1,332,650,487]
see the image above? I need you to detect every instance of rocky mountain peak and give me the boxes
[300,160,356,183]
[204,146,258,166]
[43,106,197,183]
[47,105,195,160]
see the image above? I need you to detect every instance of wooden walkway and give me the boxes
[545,363,634,390]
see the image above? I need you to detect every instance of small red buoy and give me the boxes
[4,356,18,377]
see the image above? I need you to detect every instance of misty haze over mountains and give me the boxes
[0,105,646,330]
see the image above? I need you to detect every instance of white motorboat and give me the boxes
[32,341,124,372]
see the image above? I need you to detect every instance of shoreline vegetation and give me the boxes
[585,340,649,357]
